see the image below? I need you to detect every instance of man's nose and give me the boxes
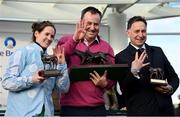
[48,36,53,41]
[138,31,144,37]
[90,24,95,30]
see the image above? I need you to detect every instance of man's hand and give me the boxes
[131,51,150,72]
[155,84,173,94]
[90,70,108,88]
[73,20,87,42]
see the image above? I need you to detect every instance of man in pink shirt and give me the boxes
[57,6,115,116]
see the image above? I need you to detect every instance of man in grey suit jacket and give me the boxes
[115,16,179,116]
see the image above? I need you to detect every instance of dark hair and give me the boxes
[127,16,147,30]
[81,6,102,20]
[32,21,56,42]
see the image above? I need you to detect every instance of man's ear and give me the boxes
[127,30,130,37]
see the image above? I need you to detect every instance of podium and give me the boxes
[69,64,129,81]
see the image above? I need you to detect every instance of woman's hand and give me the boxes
[32,72,46,84]
[53,45,65,64]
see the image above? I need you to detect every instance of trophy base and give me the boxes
[38,70,62,77]
[150,79,167,85]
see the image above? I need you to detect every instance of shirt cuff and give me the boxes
[131,68,140,79]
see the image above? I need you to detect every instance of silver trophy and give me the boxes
[38,53,62,77]
[149,67,167,85]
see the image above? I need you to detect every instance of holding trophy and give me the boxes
[149,67,167,85]
[38,52,62,77]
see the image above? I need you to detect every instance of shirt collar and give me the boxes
[34,42,47,52]
[130,43,146,50]
[33,42,47,55]
[84,36,100,46]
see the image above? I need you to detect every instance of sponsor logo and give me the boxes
[4,37,16,49]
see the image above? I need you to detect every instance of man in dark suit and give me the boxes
[115,16,179,116]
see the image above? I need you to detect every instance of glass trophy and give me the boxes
[149,67,167,85]
[38,53,62,77]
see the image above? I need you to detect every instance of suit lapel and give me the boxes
[145,44,154,66]
[126,44,137,59]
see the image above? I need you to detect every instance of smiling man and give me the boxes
[115,16,179,116]
[56,6,115,116]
